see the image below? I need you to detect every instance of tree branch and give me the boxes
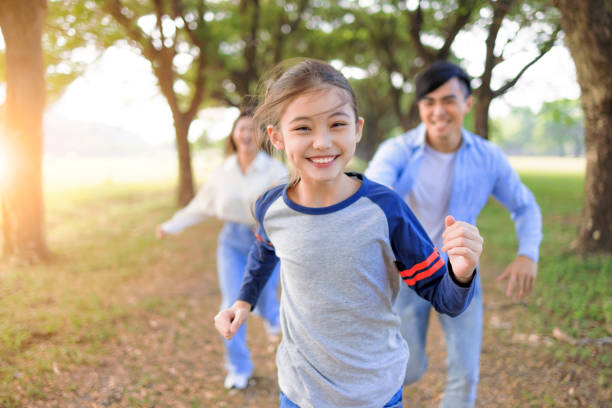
[480,0,514,93]
[406,0,433,61]
[153,0,166,48]
[492,25,561,97]
[273,0,309,63]
[104,0,180,116]
[438,0,476,60]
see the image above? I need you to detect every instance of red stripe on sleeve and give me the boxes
[403,258,445,285]
[255,233,273,246]
[400,248,440,278]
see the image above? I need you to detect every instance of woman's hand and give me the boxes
[155,225,167,239]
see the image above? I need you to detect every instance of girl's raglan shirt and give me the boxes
[237,173,476,408]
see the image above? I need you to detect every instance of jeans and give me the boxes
[217,222,280,376]
[396,275,482,408]
[279,388,403,408]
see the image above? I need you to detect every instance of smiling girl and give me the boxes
[214,60,484,408]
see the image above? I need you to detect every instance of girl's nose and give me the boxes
[312,129,332,149]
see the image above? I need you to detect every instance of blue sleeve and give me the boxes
[370,184,476,317]
[490,147,543,263]
[236,187,282,309]
[365,137,408,188]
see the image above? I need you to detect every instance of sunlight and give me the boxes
[0,137,9,187]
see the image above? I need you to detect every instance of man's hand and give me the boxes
[214,300,252,340]
[441,215,483,284]
[497,255,537,301]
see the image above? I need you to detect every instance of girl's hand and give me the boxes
[214,301,252,340]
[155,225,166,239]
[441,215,483,283]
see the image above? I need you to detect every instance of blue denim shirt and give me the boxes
[365,124,542,263]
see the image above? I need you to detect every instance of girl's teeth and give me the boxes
[311,157,334,164]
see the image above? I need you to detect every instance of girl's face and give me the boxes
[268,86,363,187]
[232,116,257,156]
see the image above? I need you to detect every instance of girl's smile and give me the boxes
[269,86,363,188]
[307,155,339,167]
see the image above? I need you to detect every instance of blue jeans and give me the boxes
[279,388,402,407]
[395,275,482,408]
[217,222,280,376]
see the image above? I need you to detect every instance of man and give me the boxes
[365,61,542,408]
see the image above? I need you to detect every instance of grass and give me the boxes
[0,156,610,404]
[0,182,181,405]
[478,171,611,340]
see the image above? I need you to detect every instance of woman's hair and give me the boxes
[253,58,359,155]
[224,108,255,156]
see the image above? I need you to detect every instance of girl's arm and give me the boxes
[213,186,282,339]
[388,196,482,316]
[213,236,279,340]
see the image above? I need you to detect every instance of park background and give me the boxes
[0,0,610,407]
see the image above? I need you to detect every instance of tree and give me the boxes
[69,0,311,206]
[0,0,48,262]
[99,0,213,206]
[553,0,612,254]
[472,0,560,138]
[307,0,558,161]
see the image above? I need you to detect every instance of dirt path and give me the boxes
[26,221,610,407]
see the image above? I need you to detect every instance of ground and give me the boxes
[10,219,611,408]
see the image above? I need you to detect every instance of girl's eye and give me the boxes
[331,122,347,128]
[293,126,310,132]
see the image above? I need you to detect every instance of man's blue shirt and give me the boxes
[365,124,542,262]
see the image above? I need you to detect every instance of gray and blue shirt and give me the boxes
[237,174,476,408]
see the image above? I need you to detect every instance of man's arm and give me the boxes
[490,147,543,300]
[365,137,408,188]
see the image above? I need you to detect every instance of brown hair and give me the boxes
[252,59,359,187]
[224,108,255,156]
[253,58,359,154]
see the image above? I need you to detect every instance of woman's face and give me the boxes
[232,116,257,156]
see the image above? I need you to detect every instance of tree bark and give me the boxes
[174,115,195,207]
[473,91,492,138]
[554,0,612,254]
[105,0,205,207]
[0,0,49,263]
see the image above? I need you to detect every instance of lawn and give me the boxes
[0,155,609,406]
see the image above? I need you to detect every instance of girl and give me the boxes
[157,110,287,389]
[214,60,483,408]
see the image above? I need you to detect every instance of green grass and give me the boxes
[478,171,611,340]
[0,182,183,404]
[0,161,610,403]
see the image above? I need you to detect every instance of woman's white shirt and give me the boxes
[161,152,287,233]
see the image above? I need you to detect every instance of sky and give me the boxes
[1,20,581,146]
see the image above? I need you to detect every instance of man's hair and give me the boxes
[415,61,472,101]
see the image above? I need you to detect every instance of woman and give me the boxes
[157,110,287,389]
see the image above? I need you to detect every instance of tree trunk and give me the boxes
[554,0,612,254]
[0,0,48,263]
[473,92,492,139]
[174,115,195,207]
[402,100,421,131]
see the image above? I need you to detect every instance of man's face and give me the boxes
[417,77,473,152]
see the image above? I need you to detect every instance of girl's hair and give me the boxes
[224,108,255,156]
[253,58,359,155]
